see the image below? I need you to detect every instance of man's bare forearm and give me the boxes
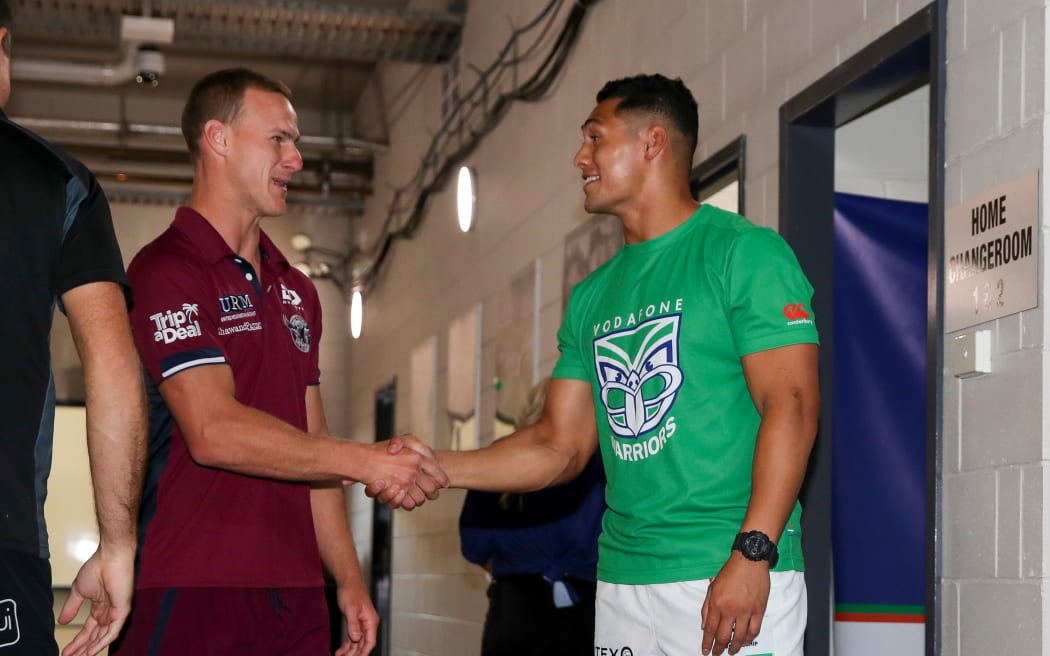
[440,378,601,492]
[311,484,364,584]
[740,397,817,542]
[439,425,585,492]
[65,282,148,551]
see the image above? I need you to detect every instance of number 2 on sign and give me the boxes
[972,279,1006,314]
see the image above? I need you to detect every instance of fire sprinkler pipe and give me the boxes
[12,43,144,86]
[11,15,173,86]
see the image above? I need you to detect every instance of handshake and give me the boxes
[360,435,450,510]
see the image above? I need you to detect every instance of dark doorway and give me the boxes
[779,3,945,655]
[690,135,746,214]
[370,381,397,656]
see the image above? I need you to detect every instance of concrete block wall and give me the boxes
[345,0,1050,654]
[941,0,1048,654]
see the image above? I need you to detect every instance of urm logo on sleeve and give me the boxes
[593,315,683,439]
[0,599,19,647]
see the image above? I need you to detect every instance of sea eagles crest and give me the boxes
[284,314,311,353]
[593,315,683,439]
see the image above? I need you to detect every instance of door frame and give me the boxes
[370,379,397,656]
[778,3,946,654]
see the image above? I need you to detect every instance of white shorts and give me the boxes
[594,571,806,656]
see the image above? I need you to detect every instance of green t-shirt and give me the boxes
[553,204,819,585]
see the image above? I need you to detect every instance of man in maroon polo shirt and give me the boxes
[112,68,447,655]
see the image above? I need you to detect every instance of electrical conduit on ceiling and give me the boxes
[11,15,174,86]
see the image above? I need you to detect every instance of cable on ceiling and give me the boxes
[344,0,599,294]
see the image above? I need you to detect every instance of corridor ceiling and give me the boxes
[5,0,464,211]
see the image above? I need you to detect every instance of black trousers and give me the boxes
[0,548,59,655]
[481,574,596,656]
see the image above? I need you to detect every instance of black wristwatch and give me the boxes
[732,530,779,567]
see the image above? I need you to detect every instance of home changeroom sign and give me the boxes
[945,170,1039,332]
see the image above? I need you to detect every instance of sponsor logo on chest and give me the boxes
[218,292,255,316]
[281,283,302,307]
[151,303,202,344]
[216,291,262,335]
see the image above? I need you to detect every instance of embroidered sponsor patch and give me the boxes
[782,303,814,326]
[217,321,262,336]
[281,283,302,307]
[150,303,203,344]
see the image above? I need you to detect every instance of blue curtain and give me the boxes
[832,192,927,613]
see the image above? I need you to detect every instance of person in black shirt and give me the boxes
[0,2,147,654]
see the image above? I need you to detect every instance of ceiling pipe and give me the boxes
[10,116,390,155]
[12,2,462,64]
[12,43,143,86]
[99,180,366,212]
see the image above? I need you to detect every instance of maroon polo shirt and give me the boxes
[128,207,324,589]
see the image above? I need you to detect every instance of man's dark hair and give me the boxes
[0,0,13,56]
[181,68,292,162]
[597,74,699,166]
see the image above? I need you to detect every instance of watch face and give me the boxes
[743,534,769,559]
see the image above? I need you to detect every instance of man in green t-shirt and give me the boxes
[374,74,819,656]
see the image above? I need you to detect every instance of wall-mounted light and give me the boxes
[291,231,364,337]
[291,232,343,288]
[456,165,476,232]
[290,232,313,252]
[350,290,363,339]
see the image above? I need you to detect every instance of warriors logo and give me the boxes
[593,315,683,439]
[284,314,311,353]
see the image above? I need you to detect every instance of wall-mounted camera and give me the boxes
[133,46,165,87]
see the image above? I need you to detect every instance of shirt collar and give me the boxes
[257,229,291,275]
[172,206,290,274]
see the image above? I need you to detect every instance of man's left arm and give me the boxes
[307,385,378,656]
[57,281,147,656]
[701,343,819,656]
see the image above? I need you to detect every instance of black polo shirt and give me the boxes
[0,109,130,559]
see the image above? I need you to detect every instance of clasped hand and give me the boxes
[363,434,448,510]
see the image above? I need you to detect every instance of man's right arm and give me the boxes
[158,363,446,506]
[379,378,599,497]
